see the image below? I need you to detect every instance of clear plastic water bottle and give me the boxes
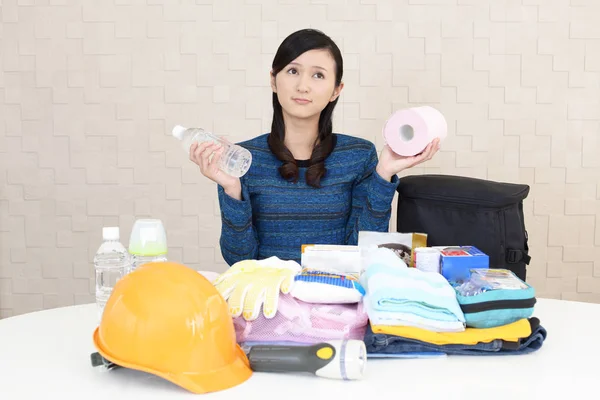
[171,125,252,178]
[94,227,130,321]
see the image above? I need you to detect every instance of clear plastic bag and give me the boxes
[233,293,368,344]
[455,268,528,297]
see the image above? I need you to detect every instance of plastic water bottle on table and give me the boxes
[94,227,131,322]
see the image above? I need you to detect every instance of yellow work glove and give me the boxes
[213,257,301,321]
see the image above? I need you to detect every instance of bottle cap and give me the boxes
[102,227,120,241]
[172,125,187,140]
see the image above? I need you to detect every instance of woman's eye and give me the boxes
[314,73,324,79]
[287,68,297,74]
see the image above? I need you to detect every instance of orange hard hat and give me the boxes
[92,261,252,394]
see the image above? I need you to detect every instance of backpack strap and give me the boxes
[506,249,531,265]
[506,230,531,265]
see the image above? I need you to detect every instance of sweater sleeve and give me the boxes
[217,178,259,266]
[344,144,400,245]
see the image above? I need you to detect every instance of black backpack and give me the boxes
[395,174,531,281]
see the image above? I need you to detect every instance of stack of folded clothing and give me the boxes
[361,247,466,334]
[360,250,547,357]
[364,317,546,356]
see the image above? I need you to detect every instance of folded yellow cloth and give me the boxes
[370,318,531,346]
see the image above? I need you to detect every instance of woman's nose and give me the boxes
[296,74,310,93]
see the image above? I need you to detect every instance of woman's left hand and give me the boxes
[376,138,441,181]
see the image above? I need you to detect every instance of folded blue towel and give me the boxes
[362,258,466,330]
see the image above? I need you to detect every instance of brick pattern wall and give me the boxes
[1,0,599,318]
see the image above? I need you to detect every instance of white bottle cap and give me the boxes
[102,227,120,241]
[172,125,187,140]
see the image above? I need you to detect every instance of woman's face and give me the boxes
[271,49,343,119]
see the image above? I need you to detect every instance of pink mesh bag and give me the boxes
[233,293,368,344]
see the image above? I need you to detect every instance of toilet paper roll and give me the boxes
[382,106,448,157]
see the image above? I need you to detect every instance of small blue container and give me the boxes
[454,268,536,328]
[440,246,489,282]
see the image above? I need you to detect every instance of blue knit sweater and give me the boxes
[217,133,400,266]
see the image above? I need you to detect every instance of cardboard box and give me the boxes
[439,246,489,282]
[301,244,361,274]
[357,231,428,268]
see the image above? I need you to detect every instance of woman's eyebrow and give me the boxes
[289,62,328,72]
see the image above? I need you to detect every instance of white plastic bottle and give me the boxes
[94,227,131,322]
[128,218,168,273]
[171,125,252,178]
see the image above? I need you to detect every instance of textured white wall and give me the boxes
[1,0,599,317]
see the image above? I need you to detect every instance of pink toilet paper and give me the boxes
[382,106,447,157]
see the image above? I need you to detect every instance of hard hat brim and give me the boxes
[92,327,253,394]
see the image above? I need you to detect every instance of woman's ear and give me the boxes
[330,81,344,102]
[270,70,277,93]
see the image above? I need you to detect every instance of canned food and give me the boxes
[414,247,441,274]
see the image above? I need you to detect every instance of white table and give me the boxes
[0,298,598,399]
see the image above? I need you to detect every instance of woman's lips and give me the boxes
[293,98,311,104]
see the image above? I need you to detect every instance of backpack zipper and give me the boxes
[460,297,537,314]
[400,192,527,208]
[498,210,505,265]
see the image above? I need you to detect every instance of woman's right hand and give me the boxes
[189,141,242,200]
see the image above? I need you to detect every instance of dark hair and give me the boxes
[268,29,344,188]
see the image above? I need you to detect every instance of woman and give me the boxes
[190,29,440,266]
